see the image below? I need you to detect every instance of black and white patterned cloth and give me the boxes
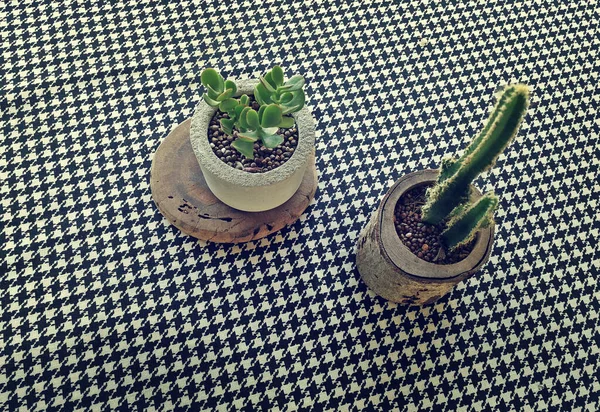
[2,0,599,410]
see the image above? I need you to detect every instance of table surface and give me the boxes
[2,0,599,410]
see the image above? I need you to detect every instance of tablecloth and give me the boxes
[2,0,599,410]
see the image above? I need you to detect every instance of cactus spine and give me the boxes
[422,84,529,249]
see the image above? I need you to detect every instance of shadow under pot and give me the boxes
[356,169,495,305]
[190,79,316,212]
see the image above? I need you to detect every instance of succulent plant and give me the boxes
[254,66,305,115]
[201,68,237,108]
[200,66,306,159]
[200,69,249,136]
[231,104,295,159]
[219,94,251,136]
[422,84,530,250]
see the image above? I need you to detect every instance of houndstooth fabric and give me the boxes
[2,0,599,410]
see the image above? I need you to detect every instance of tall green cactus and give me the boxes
[422,84,529,249]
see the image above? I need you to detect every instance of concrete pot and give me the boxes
[190,79,316,212]
[356,169,495,305]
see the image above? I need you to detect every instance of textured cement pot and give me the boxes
[356,169,495,305]
[190,79,316,212]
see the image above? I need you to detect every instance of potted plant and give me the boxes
[190,66,316,212]
[356,85,530,305]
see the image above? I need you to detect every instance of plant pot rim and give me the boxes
[379,169,495,281]
[190,78,315,188]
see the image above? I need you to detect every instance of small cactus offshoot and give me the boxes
[441,193,499,250]
[200,66,306,159]
[422,84,530,250]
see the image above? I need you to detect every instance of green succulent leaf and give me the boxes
[219,98,238,112]
[240,94,249,106]
[238,107,251,129]
[206,84,221,100]
[259,76,276,93]
[217,88,234,101]
[201,69,224,93]
[224,80,237,96]
[271,66,284,86]
[279,92,294,104]
[262,127,279,135]
[202,93,220,107]
[283,75,305,91]
[278,116,295,129]
[261,133,284,148]
[238,131,259,142]
[220,118,235,134]
[281,89,305,114]
[234,104,246,118]
[261,104,283,128]
[258,105,266,122]
[282,105,301,115]
[232,139,255,159]
[245,109,260,129]
[264,71,278,89]
[254,84,272,106]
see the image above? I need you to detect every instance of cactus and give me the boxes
[422,84,529,249]
[436,85,522,184]
[441,193,499,250]
[200,66,305,158]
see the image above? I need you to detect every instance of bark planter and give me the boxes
[356,169,495,305]
[190,79,316,212]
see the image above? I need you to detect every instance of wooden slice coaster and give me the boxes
[150,118,318,243]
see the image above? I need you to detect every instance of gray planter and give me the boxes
[190,79,316,212]
[356,169,495,305]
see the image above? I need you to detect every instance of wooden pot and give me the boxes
[356,169,495,305]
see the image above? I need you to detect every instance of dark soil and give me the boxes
[394,184,476,264]
[208,97,298,173]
